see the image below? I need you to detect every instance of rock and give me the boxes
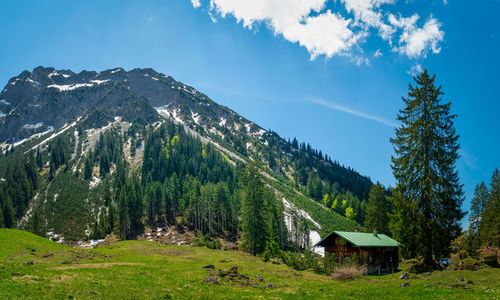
[400,281,410,288]
[202,264,215,269]
[399,272,409,280]
[26,260,34,265]
[203,276,219,285]
[422,272,432,276]
[239,274,249,280]
[255,275,264,282]
[466,279,474,285]
[264,283,276,288]
[11,272,20,276]
[61,260,70,264]
[476,247,499,267]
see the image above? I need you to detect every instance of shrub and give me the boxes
[330,265,367,281]
[194,233,221,250]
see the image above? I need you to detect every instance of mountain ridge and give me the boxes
[0,66,372,247]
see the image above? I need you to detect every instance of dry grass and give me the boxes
[50,262,144,270]
[330,265,367,281]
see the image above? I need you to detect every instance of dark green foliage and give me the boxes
[194,233,222,250]
[240,162,270,255]
[364,183,390,235]
[1,156,38,221]
[481,169,500,247]
[0,202,4,227]
[390,70,464,263]
[468,182,489,248]
[2,196,16,228]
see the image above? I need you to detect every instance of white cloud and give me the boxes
[342,0,396,41]
[390,14,444,58]
[307,97,397,127]
[407,63,423,76]
[208,0,359,59]
[192,0,445,62]
[373,48,383,57]
[191,0,201,8]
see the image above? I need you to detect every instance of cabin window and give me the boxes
[338,238,346,246]
[369,256,373,263]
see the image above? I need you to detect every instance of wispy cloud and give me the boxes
[306,97,397,127]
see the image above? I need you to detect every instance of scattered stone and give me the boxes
[264,283,276,288]
[400,281,410,288]
[203,264,215,269]
[26,260,34,265]
[12,272,20,276]
[422,272,432,276]
[410,275,419,279]
[399,272,409,280]
[255,275,264,282]
[203,276,219,284]
[61,260,70,264]
[466,279,474,285]
[239,274,249,280]
[251,284,259,288]
[90,290,101,295]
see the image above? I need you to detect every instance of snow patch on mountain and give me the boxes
[0,99,11,105]
[219,117,226,127]
[144,74,159,81]
[48,83,93,91]
[90,79,110,85]
[48,71,71,78]
[191,110,200,125]
[282,197,324,256]
[23,123,44,129]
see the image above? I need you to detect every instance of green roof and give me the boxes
[315,231,399,248]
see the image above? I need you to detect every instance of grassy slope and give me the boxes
[1,229,499,299]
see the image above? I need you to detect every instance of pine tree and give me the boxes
[3,195,16,228]
[481,169,500,247]
[390,70,464,265]
[365,183,390,235]
[469,182,489,247]
[240,162,268,255]
[0,201,4,228]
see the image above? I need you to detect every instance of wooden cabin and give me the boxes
[315,231,399,274]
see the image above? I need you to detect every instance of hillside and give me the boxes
[0,67,370,247]
[0,229,498,299]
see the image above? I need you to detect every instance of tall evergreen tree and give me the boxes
[0,200,4,228]
[365,183,390,235]
[390,70,464,265]
[469,182,489,247]
[3,195,16,228]
[481,169,500,247]
[240,162,268,255]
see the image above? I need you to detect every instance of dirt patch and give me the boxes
[51,262,144,270]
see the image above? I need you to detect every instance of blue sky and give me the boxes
[0,0,499,223]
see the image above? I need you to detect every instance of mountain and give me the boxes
[0,66,372,247]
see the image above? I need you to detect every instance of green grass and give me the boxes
[1,229,498,299]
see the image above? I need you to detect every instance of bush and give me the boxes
[330,265,367,281]
[194,233,221,250]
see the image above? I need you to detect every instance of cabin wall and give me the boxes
[323,235,399,272]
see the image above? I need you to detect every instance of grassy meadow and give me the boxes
[0,229,498,299]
